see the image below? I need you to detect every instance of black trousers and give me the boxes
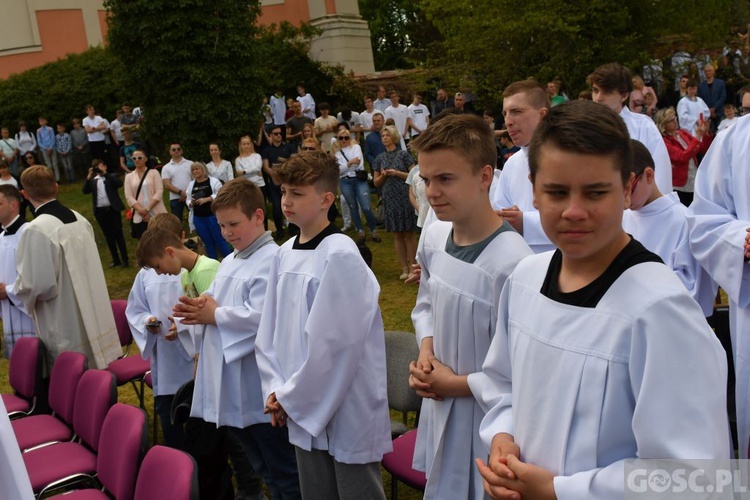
[94,206,128,265]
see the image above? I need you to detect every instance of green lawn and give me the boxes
[0,179,423,498]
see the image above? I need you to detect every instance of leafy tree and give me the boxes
[104,0,264,160]
[0,47,126,133]
[419,0,734,105]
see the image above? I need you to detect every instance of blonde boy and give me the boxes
[256,151,391,499]
[408,114,532,499]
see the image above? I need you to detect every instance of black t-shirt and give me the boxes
[191,179,214,218]
[293,223,342,250]
[262,143,296,185]
[541,237,662,308]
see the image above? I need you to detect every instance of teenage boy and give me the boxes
[623,139,716,316]
[256,151,392,499]
[37,116,57,180]
[408,114,532,499]
[385,90,412,149]
[677,79,711,138]
[261,127,295,240]
[126,213,193,448]
[408,92,430,139]
[55,123,74,182]
[0,185,34,358]
[172,178,300,498]
[161,143,193,224]
[313,103,338,153]
[82,105,109,162]
[476,100,729,499]
[587,62,673,194]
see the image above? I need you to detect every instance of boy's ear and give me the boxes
[480,164,494,189]
[644,167,656,184]
[164,246,176,258]
[321,191,335,209]
[254,208,265,225]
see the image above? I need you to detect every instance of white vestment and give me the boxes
[126,268,193,396]
[190,240,278,428]
[687,114,750,457]
[9,205,121,369]
[0,219,35,357]
[477,253,730,498]
[619,106,673,194]
[489,148,555,253]
[677,96,710,137]
[622,192,717,316]
[412,220,532,499]
[256,232,392,464]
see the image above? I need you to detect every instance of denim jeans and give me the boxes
[340,176,376,233]
[170,199,187,225]
[227,423,301,500]
[193,214,231,259]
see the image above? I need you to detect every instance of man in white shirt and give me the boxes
[677,79,711,137]
[82,104,109,162]
[385,90,413,149]
[359,96,378,139]
[161,143,192,224]
[296,85,316,121]
[374,86,390,113]
[408,92,430,138]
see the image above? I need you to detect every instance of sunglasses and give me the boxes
[301,146,316,151]
[271,132,282,136]
[132,156,145,161]
[338,136,350,140]
[171,147,182,152]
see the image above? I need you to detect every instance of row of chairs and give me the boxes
[2,338,197,498]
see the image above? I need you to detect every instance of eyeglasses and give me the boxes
[301,146,316,151]
[132,156,145,161]
[631,173,642,194]
[338,136,350,140]
[271,132,282,136]
[170,147,182,152]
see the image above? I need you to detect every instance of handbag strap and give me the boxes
[135,168,148,201]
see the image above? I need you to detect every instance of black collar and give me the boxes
[33,199,77,224]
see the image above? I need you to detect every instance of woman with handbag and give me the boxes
[334,129,380,244]
[124,149,166,239]
[373,125,417,280]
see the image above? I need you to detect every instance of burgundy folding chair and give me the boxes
[381,429,427,499]
[143,371,158,444]
[134,445,199,500]
[106,299,151,409]
[12,351,87,451]
[46,403,148,500]
[22,369,116,496]
[1,336,45,419]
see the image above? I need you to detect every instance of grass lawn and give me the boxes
[0,179,423,498]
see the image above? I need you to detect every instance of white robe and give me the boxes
[190,242,278,428]
[687,113,750,458]
[0,397,33,499]
[126,268,193,396]
[622,192,717,316]
[488,148,555,254]
[8,209,121,369]
[619,106,673,194]
[0,221,35,357]
[677,96,710,137]
[256,234,392,464]
[412,220,532,500]
[477,253,730,499]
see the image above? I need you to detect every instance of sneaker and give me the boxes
[341,225,352,232]
[399,272,409,280]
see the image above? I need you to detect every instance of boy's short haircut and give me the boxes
[528,100,631,185]
[147,213,183,236]
[686,79,698,88]
[274,151,339,194]
[630,139,655,176]
[56,122,66,129]
[499,131,511,141]
[502,80,551,110]
[212,177,265,219]
[318,102,330,111]
[725,103,736,111]
[483,109,496,119]
[381,125,400,144]
[410,113,497,172]
[38,116,47,121]
[586,62,633,94]
[20,165,56,200]
[0,184,23,206]
[136,227,185,267]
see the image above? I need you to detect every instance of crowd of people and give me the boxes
[4,46,750,499]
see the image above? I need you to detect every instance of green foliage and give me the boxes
[104,0,264,160]
[419,0,734,104]
[0,47,126,131]
[358,0,441,70]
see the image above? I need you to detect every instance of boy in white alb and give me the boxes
[623,140,717,316]
[0,185,34,358]
[256,151,391,499]
[172,178,300,498]
[408,114,532,499]
[126,213,194,448]
[476,100,729,499]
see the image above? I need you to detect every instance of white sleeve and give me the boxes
[274,251,381,438]
[521,211,552,248]
[256,252,286,400]
[186,180,196,207]
[210,177,222,199]
[335,152,348,175]
[411,230,433,346]
[217,257,272,364]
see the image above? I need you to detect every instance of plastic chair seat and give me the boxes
[381,430,427,491]
[23,441,96,492]
[12,415,73,451]
[2,394,30,414]
[107,356,150,385]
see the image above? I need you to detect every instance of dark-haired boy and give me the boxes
[256,152,391,499]
[173,178,300,498]
[624,139,716,316]
[476,100,729,499]
[677,79,710,137]
[409,114,532,499]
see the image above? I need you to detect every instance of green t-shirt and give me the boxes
[181,255,220,297]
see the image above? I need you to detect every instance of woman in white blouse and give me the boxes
[206,143,234,184]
